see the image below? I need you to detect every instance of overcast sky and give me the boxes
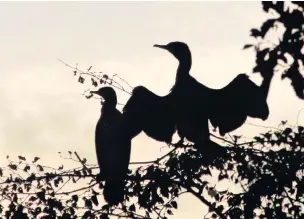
[0,2,303,218]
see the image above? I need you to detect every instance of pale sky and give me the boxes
[0,2,303,218]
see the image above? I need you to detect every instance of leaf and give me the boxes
[37,191,46,202]
[208,188,217,197]
[32,157,40,163]
[8,164,17,170]
[243,44,253,49]
[91,195,98,206]
[18,156,26,161]
[100,214,110,219]
[217,205,224,213]
[85,199,92,209]
[78,76,85,84]
[262,1,274,12]
[37,165,44,172]
[91,78,98,87]
[218,173,228,181]
[170,201,177,209]
[227,163,234,170]
[23,165,30,172]
[160,184,169,198]
[167,209,173,215]
[29,196,37,202]
[71,195,78,202]
[260,19,277,37]
[129,204,136,212]
[251,28,261,38]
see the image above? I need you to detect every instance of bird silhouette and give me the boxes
[122,86,176,143]
[91,87,131,205]
[154,41,272,150]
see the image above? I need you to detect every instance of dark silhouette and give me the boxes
[4,2,304,219]
[91,87,131,205]
[154,42,272,148]
[123,86,176,143]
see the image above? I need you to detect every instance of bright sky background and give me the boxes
[0,2,303,218]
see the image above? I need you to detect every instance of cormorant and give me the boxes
[154,41,272,149]
[122,86,176,143]
[91,87,131,205]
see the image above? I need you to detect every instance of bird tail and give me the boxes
[103,180,125,205]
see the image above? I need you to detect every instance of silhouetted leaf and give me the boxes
[18,156,26,161]
[8,164,17,170]
[37,165,44,172]
[23,165,30,172]
[251,28,261,37]
[78,76,85,84]
[91,195,98,206]
[170,201,177,209]
[243,44,253,49]
[100,214,110,219]
[129,204,136,212]
[260,19,277,37]
[32,157,40,163]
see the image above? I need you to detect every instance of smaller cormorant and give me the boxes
[91,87,131,205]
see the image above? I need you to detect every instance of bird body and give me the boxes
[92,87,131,205]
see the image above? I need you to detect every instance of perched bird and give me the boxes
[91,87,131,205]
[154,41,272,149]
[122,86,176,144]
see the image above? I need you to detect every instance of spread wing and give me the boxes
[208,74,269,135]
[123,86,176,143]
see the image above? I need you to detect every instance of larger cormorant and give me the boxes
[91,87,131,205]
[154,42,272,149]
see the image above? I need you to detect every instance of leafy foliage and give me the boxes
[0,126,304,219]
[246,1,304,99]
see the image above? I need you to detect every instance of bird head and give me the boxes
[154,41,191,62]
[90,87,117,106]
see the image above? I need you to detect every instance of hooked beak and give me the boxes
[90,91,105,105]
[90,90,98,94]
[153,44,167,50]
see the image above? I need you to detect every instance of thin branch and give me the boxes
[58,58,132,95]
[130,148,177,165]
[185,185,226,219]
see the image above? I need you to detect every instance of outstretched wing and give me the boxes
[123,86,176,143]
[208,74,269,135]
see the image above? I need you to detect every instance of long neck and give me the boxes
[101,99,117,113]
[260,73,274,99]
[176,55,192,84]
